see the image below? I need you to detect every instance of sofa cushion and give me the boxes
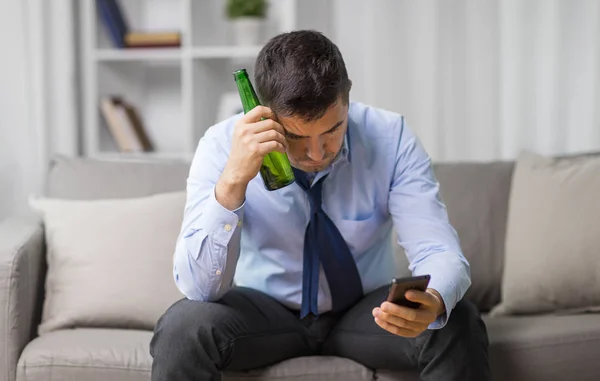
[17,329,374,381]
[46,155,190,199]
[29,192,186,335]
[17,329,152,381]
[225,356,373,381]
[375,313,600,381]
[484,313,600,381]
[393,162,514,312]
[18,315,600,381]
[492,151,600,316]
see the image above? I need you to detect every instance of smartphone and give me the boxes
[386,275,431,309]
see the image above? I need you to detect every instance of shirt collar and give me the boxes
[318,114,353,174]
[338,117,352,164]
[329,126,351,169]
[344,122,352,163]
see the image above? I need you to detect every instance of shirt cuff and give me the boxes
[427,285,452,329]
[201,187,245,247]
[412,267,460,330]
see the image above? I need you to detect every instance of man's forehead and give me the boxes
[281,117,346,138]
[278,105,348,137]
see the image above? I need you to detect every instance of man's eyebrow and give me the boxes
[284,129,304,139]
[283,119,345,139]
[323,120,344,134]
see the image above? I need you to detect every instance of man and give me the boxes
[150,30,490,380]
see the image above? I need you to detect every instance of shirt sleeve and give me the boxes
[388,117,471,329]
[173,127,244,302]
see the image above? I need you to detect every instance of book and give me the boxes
[106,0,129,37]
[97,0,129,48]
[125,32,182,48]
[115,99,154,151]
[100,97,152,152]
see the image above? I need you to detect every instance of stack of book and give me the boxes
[100,97,153,153]
[97,0,181,48]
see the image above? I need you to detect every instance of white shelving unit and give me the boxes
[80,0,299,161]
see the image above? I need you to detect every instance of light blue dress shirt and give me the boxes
[173,101,471,329]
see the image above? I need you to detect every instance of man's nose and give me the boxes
[306,138,325,161]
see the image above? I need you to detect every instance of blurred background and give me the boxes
[1,0,600,220]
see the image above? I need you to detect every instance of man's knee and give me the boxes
[150,298,230,358]
[444,298,489,344]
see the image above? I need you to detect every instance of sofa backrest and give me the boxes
[432,161,514,311]
[46,155,190,199]
[46,155,515,312]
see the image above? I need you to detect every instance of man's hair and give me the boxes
[255,30,352,122]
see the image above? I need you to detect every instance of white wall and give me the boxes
[0,1,40,220]
[0,0,78,221]
[3,0,600,220]
[333,0,600,162]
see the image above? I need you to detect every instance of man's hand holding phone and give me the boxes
[372,275,445,338]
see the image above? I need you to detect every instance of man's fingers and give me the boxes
[373,307,423,332]
[381,302,435,323]
[374,317,420,338]
[237,106,289,142]
[242,105,275,123]
[247,117,286,136]
[257,141,286,155]
[254,129,288,149]
[405,289,438,308]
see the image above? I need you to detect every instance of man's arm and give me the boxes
[388,117,471,329]
[172,129,244,302]
[173,106,289,302]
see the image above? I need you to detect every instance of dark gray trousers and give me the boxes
[150,286,490,380]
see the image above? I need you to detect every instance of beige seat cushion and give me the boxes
[29,192,186,335]
[225,357,372,381]
[17,329,373,381]
[484,313,600,381]
[18,314,600,381]
[376,313,600,381]
[17,329,152,381]
[491,151,600,316]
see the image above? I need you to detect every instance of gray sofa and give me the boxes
[2,155,600,381]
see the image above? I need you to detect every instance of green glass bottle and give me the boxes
[233,69,295,191]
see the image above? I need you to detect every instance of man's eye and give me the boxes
[286,134,301,140]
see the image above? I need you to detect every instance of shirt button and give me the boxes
[224,224,232,232]
[237,220,242,227]
[216,269,222,276]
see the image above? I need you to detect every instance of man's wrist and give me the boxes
[427,288,446,316]
[215,174,247,211]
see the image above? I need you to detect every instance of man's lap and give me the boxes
[196,286,319,371]
[321,285,421,370]
[213,285,423,372]
[161,285,479,374]
[153,285,488,380]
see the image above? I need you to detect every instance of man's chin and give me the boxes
[293,161,330,173]
[290,156,336,172]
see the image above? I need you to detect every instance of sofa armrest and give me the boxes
[0,214,46,381]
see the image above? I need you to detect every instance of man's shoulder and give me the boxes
[348,101,406,139]
[202,112,243,145]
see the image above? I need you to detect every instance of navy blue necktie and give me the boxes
[293,168,363,318]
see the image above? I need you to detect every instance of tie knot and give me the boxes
[292,167,327,215]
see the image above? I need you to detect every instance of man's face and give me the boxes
[277,99,348,173]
